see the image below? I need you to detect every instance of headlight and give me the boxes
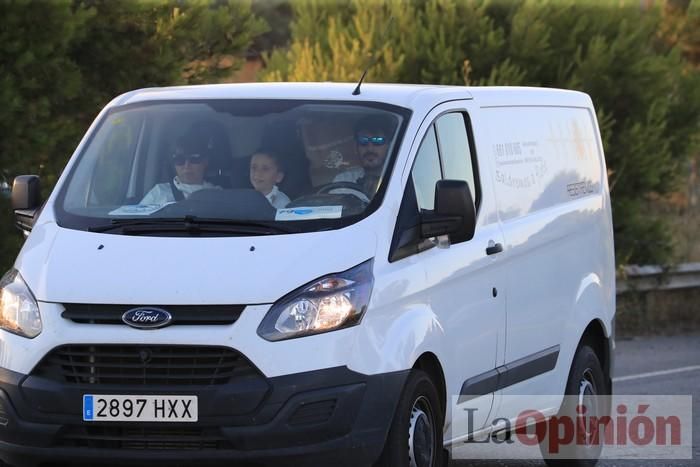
[0,269,42,338]
[258,259,374,341]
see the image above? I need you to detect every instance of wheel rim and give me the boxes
[577,368,599,446]
[408,395,435,467]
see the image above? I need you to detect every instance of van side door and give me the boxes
[484,105,607,424]
[390,101,507,442]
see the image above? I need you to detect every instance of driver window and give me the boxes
[411,126,442,211]
[435,112,479,209]
[390,111,479,262]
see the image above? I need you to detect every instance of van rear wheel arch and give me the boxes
[578,319,611,381]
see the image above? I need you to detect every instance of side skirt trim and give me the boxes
[458,345,560,403]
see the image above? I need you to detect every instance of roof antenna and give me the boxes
[352,16,395,96]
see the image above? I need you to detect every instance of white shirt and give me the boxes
[265,185,291,209]
[332,167,379,202]
[140,177,219,207]
[333,167,365,183]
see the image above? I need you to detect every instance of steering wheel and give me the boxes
[316,181,371,203]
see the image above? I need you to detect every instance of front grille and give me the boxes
[62,304,245,325]
[55,426,234,450]
[33,345,259,386]
[288,399,337,426]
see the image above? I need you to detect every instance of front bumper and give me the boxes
[0,365,408,467]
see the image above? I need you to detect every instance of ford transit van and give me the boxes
[2,83,615,467]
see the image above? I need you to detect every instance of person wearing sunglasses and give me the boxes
[140,128,220,207]
[333,115,395,196]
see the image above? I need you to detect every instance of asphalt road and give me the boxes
[450,334,700,467]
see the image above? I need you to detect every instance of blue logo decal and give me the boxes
[122,307,173,330]
[292,209,313,215]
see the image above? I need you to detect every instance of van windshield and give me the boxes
[56,99,410,235]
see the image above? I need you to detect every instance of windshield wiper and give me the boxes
[88,216,296,235]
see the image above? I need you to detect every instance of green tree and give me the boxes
[264,0,406,82]
[0,0,89,179]
[262,0,700,265]
[252,0,294,53]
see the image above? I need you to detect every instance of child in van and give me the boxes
[249,151,291,209]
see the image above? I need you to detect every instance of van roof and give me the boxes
[115,82,593,110]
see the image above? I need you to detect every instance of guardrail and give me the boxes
[617,262,700,294]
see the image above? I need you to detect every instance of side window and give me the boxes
[390,110,480,262]
[411,126,442,211]
[435,112,479,208]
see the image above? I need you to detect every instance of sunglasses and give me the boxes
[172,153,205,165]
[357,136,386,146]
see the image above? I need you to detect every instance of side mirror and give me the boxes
[420,179,476,244]
[12,175,41,233]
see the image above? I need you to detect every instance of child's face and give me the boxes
[250,153,284,195]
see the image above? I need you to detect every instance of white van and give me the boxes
[2,83,615,467]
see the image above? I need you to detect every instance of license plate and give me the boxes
[83,395,198,422]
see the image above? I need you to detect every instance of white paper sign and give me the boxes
[275,206,343,221]
[108,204,169,216]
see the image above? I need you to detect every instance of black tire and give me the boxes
[375,370,444,467]
[540,344,609,467]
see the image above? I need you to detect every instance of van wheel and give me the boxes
[540,344,608,467]
[375,370,444,467]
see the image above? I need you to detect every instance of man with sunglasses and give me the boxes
[140,129,220,207]
[333,115,395,196]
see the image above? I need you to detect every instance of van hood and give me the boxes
[16,223,377,305]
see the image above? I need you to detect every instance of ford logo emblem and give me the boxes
[122,308,173,330]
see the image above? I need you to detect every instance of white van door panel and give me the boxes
[401,101,507,441]
[419,222,506,441]
[481,105,606,420]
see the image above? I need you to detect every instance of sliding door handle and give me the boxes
[486,242,503,256]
